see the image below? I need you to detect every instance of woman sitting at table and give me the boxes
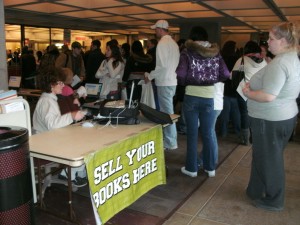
[33,67,87,187]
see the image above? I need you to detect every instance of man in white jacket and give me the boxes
[145,20,180,150]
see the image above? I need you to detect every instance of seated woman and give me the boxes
[33,67,87,187]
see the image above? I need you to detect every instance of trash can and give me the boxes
[0,126,35,225]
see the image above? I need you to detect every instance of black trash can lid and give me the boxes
[0,126,28,150]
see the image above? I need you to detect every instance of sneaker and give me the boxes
[204,170,216,177]
[58,174,68,181]
[181,167,197,177]
[72,176,87,188]
[164,147,177,151]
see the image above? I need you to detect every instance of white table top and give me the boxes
[29,121,158,167]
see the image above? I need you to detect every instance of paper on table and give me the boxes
[236,80,248,101]
[71,75,81,87]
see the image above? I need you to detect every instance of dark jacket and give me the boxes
[176,40,229,86]
[146,47,156,71]
[123,53,153,81]
[86,48,106,84]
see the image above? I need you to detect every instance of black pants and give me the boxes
[246,116,297,208]
[237,94,248,129]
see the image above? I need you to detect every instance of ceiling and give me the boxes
[4,0,300,36]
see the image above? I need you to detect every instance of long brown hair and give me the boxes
[106,40,124,68]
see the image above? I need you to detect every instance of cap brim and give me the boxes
[150,25,156,29]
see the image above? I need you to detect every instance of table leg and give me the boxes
[30,156,37,203]
[36,158,45,208]
[67,166,77,220]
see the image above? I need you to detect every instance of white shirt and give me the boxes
[95,58,125,95]
[148,35,180,86]
[33,93,73,133]
[214,82,224,110]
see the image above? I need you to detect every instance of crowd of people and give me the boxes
[10,19,300,211]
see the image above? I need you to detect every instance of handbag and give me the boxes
[139,80,156,109]
[231,56,245,90]
[95,99,140,125]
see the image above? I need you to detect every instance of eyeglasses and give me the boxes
[56,81,65,86]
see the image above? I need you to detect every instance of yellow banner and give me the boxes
[84,125,166,224]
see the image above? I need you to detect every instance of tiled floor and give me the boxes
[34,122,300,225]
[164,138,300,225]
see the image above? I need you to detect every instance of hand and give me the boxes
[73,98,80,106]
[71,110,85,122]
[242,82,250,97]
[144,72,150,84]
[76,86,87,98]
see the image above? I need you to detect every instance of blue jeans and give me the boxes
[219,96,241,136]
[157,86,177,149]
[183,95,216,172]
[177,105,187,133]
[199,110,221,167]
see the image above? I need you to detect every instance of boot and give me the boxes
[240,129,250,146]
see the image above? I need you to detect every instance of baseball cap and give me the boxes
[71,41,82,49]
[151,20,169,29]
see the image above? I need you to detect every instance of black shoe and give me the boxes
[58,174,68,181]
[58,174,87,187]
[72,176,87,187]
[177,130,186,135]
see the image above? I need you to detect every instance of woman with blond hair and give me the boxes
[243,22,300,211]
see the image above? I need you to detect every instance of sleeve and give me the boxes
[176,50,189,86]
[95,60,108,78]
[122,57,133,82]
[148,43,167,81]
[55,53,67,68]
[39,98,73,130]
[80,57,86,79]
[218,55,230,82]
[262,60,286,96]
[107,60,123,79]
[231,57,242,71]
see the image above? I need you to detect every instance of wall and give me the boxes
[0,0,8,91]
[221,33,251,49]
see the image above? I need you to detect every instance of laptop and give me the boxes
[8,76,22,90]
[85,83,102,97]
[82,83,103,115]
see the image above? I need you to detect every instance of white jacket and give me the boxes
[95,58,124,95]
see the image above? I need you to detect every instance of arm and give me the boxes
[95,60,108,78]
[148,43,167,81]
[122,57,133,82]
[230,57,242,79]
[55,53,67,68]
[80,56,86,81]
[218,55,230,81]
[242,82,276,102]
[41,98,74,129]
[175,51,189,86]
[106,59,123,78]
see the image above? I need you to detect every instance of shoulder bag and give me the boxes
[231,56,245,90]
